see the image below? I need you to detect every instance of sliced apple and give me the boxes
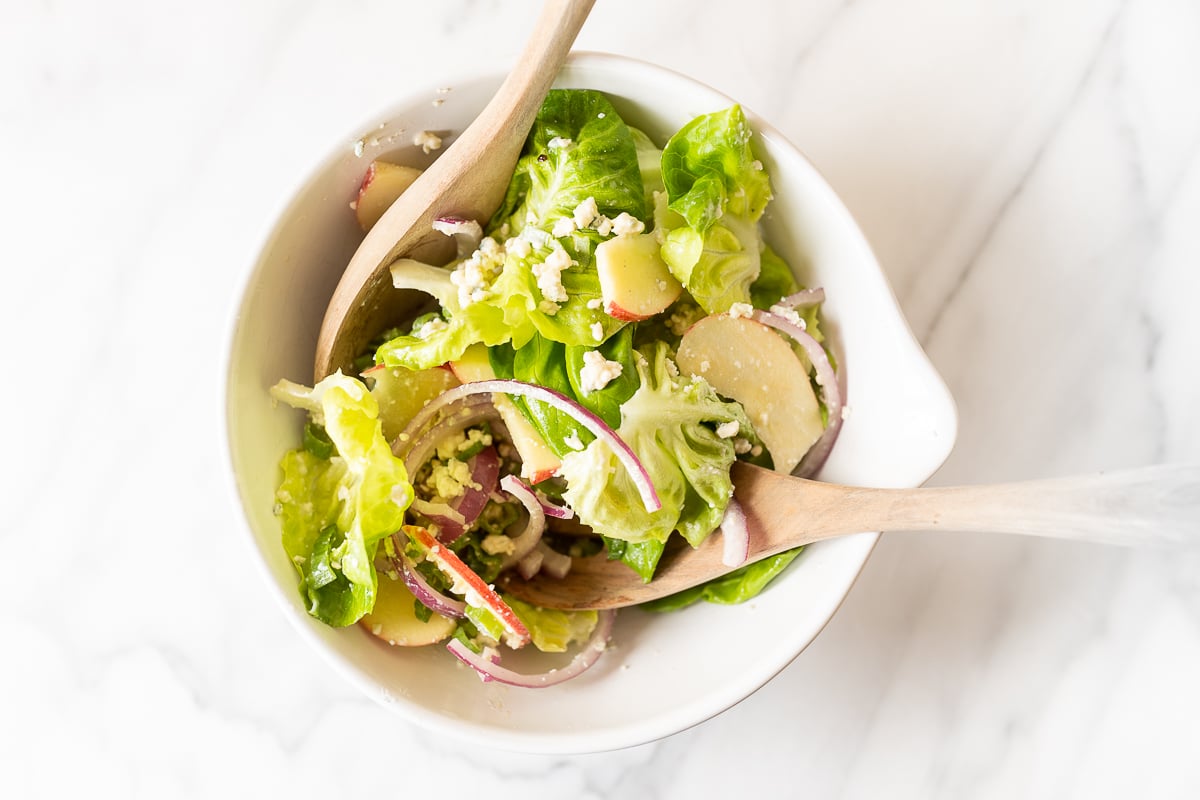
[595,233,683,321]
[404,525,531,649]
[355,160,422,232]
[360,570,456,647]
[362,363,460,441]
[676,314,824,474]
[448,344,562,483]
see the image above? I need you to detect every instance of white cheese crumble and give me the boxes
[506,236,532,259]
[573,196,600,228]
[413,130,442,153]
[449,236,506,306]
[586,298,603,310]
[563,431,585,451]
[551,216,577,237]
[579,350,623,393]
[728,302,755,319]
[481,534,516,556]
[595,216,614,236]
[610,212,645,237]
[733,437,752,454]
[532,246,572,303]
[590,321,604,341]
[547,137,573,150]
[768,303,806,328]
[716,420,740,439]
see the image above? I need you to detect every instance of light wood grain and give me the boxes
[500,461,1200,610]
[313,0,596,381]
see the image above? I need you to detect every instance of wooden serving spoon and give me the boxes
[313,0,596,381]
[500,460,1200,610]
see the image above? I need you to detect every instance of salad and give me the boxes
[271,89,842,687]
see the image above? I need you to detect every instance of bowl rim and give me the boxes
[221,50,957,754]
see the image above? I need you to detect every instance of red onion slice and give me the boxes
[533,541,572,579]
[498,475,547,569]
[446,609,616,688]
[536,492,574,519]
[720,498,750,567]
[446,446,500,537]
[403,380,661,513]
[393,549,467,618]
[749,310,844,478]
[432,216,484,259]
[778,287,825,309]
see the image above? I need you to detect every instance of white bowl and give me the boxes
[223,52,957,753]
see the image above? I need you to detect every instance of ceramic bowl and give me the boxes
[223,52,956,753]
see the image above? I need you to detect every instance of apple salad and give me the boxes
[271,89,841,687]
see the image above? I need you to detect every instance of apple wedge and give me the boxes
[449,344,562,483]
[362,363,460,442]
[595,233,682,321]
[355,159,423,232]
[360,570,457,647]
[676,314,825,474]
[404,525,531,649]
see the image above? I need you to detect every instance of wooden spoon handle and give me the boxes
[744,463,1200,555]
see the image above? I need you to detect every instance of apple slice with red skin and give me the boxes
[404,525,531,649]
[448,344,561,483]
[676,314,825,474]
[595,233,682,321]
[360,570,457,646]
[355,160,423,232]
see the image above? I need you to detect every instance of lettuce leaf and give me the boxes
[489,327,639,458]
[639,549,804,612]
[658,106,772,314]
[505,596,598,653]
[557,342,750,548]
[272,372,413,626]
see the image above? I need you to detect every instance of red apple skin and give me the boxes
[603,300,652,322]
[404,525,531,648]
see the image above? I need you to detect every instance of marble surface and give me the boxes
[4,0,1199,796]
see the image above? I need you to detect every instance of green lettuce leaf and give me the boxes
[639,549,804,612]
[489,327,640,458]
[658,106,772,314]
[272,372,413,626]
[557,342,750,549]
[505,596,598,653]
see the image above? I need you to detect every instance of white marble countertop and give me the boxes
[4,0,1199,796]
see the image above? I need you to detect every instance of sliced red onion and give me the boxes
[498,474,547,569]
[432,216,484,259]
[403,380,660,513]
[533,541,572,579]
[393,396,498,473]
[389,543,466,618]
[749,310,844,478]
[535,492,574,519]
[516,547,544,581]
[720,498,750,567]
[778,287,825,309]
[409,499,466,539]
[447,446,500,535]
[446,609,616,688]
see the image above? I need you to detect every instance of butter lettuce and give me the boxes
[557,342,751,550]
[658,105,772,314]
[271,372,413,626]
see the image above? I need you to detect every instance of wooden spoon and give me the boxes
[500,460,1200,610]
[313,0,596,381]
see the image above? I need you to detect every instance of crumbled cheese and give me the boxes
[414,317,449,339]
[481,534,516,556]
[768,303,805,328]
[506,236,532,259]
[728,302,754,319]
[699,359,710,373]
[427,458,474,500]
[563,431,585,451]
[573,196,600,229]
[449,236,506,306]
[413,130,442,153]
[733,437,752,454]
[595,216,614,236]
[532,246,572,303]
[610,212,645,237]
[547,137,573,150]
[538,300,560,315]
[750,443,763,457]
[716,421,740,439]
[579,350,623,393]
[551,217,577,237]
[586,298,603,310]
[751,159,763,171]
[590,322,604,341]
